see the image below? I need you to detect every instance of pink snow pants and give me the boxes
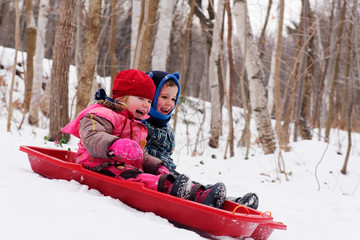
[106,165,162,191]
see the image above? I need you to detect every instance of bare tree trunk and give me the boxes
[258,0,273,58]
[0,1,9,27]
[151,0,176,70]
[182,27,194,98]
[178,0,195,94]
[267,45,276,116]
[341,0,357,174]
[192,0,214,55]
[225,0,234,157]
[28,0,48,126]
[237,15,252,158]
[20,0,37,128]
[341,90,353,175]
[273,0,285,148]
[219,46,229,157]
[237,61,252,160]
[131,0,142,68]
[192,101,206,157]
[75,0,102,116]
[173,0,195,132]
[48,0,77,141]
[7,0,20,132]
[109,0,117,96]
[281,4,305,145]
[75,0,84,87]
[208,0,225,149]
[133,0,146,69]
[339,23,352,129]
[312,0,335,136]
[234,0,276,154]
[273,0,288,179]
[299,0,314,140]
[325,0,347,142]
[133,0,159,72]
[293,0,310,142]
[269,0,285,124]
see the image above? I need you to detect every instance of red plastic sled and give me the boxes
[20,145,286,239]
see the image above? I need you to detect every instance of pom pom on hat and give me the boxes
[112,69,156,101]
[149,71,171,88]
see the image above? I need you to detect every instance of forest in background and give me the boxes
[0,0,359,174]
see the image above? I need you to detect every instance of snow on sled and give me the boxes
[20,145,286,239]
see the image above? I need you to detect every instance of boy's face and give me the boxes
[156,85,178,115]
[125,96,152,120]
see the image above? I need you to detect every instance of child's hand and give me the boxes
[156,165,170,175]
[109,139,143,164]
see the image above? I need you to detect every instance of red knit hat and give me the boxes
[112,69,156,101]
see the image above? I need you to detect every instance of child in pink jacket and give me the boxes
[62,69,191,199]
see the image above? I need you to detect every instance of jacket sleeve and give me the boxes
[79,113,119,159]
[142,150,163,174]
[144,123,177,170]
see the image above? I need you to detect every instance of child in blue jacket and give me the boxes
[143,71,259,209]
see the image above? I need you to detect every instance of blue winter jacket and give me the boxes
[143,71,181,170]
[144,121,177,170]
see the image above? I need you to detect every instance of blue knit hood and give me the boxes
[145,71,181,127]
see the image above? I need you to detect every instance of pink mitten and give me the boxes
[109,139,143,166]
[156,165,170,175]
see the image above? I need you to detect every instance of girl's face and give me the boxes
[125,96,152,119]
[156,85,178,115]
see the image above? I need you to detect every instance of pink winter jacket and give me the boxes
[62,103,161,172]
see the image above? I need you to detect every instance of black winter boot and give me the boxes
[192,182,227,208]
[228,193,259,210]
[169,174,191,199]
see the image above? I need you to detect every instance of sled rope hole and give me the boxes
[260,211,272,217]
[231,205,250,214]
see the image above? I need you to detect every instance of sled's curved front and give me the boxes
[20,145,286,239]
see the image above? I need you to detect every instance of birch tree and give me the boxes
[151,0,176,70]
[75,0,102,116]
[233,0,276,154]
[208,0,225,148]
[28,0,48,126]
[49,0,77,141]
